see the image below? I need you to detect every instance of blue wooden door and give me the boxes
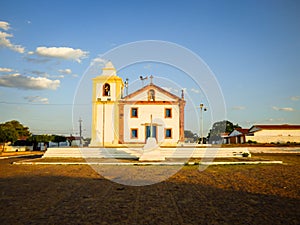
[146,126,157,139]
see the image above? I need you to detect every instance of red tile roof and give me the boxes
[249,124,300,132]
[253,124,300,130]
[234,128,249,134]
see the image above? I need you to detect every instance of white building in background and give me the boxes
[89,62,186,147]
[246,124,300,143]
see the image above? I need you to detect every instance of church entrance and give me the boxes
[146,125,157,140]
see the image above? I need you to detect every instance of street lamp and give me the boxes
[124,78,129,96]
[199,103,207,144]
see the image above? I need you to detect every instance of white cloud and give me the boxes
[0,73,60,90]
[58,68,72,74]
[30,70,65,79]
[0,31,25,53]
[232,106,246,110]
[190,88,200,94]
[0,67,13,72]
[0,21,10,30]
[0,31,12,39]
[272,106,294,112]
[31,71,64,79]
[30,70,47,76]
[24,56,51,63]
[90,57,107,67]
[35,46,88,63]
[24,96,49,104]
[52,75,64,79]
[291,96,300,101]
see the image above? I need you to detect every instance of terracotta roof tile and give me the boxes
[249,124,300,133]
[253,124,300,130]
[234,128,249,134]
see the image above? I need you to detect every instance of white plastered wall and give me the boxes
[123,104,180,143]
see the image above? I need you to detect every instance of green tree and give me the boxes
[207,120,241,143]
[52,135,67,147]
[66,135,76,146]
[184,130,199,142]
[0,123,18,153]
[184,130,194,138]
[5,120,31,138]
[0,120,31,153]
[28,134,53,150]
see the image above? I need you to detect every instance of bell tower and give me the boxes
[90,61,124,147]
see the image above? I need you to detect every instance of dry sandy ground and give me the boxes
[0,154,299,225]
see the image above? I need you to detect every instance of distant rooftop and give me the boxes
[251,124,300,130]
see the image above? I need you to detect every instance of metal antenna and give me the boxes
[140,76,148,86]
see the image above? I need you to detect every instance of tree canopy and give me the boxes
[0,120,31,152]
[207,120,241,143]
[184,130,195,138]
[27,134,53,143]
[52,135,67,147]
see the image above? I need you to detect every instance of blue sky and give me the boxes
[0,0,299,137]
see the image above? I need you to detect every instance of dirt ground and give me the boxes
[0,154,299,225]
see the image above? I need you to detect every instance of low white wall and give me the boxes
[246,136,300,143]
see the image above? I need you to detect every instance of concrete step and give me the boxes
[43,148,140,158]
[43,147,250,158]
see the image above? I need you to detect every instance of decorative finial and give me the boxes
[150,75,154,84]
[181,89,184,99]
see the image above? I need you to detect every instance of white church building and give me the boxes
[89,62,186,147]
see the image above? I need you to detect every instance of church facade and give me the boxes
[89,62,185,147]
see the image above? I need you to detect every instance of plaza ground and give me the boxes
[0,154,299,224]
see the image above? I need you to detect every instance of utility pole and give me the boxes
[79,118,82,146]
[199,103,207,144]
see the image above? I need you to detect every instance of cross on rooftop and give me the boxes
[150,75,154,84]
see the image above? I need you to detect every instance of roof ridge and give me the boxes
[124,83,183,101]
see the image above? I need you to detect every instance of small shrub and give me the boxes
[242,152,249,157]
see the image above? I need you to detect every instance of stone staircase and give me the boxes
[43,147,250,159]
[43,148,140,158]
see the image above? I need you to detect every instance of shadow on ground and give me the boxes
[0,156,299,224]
